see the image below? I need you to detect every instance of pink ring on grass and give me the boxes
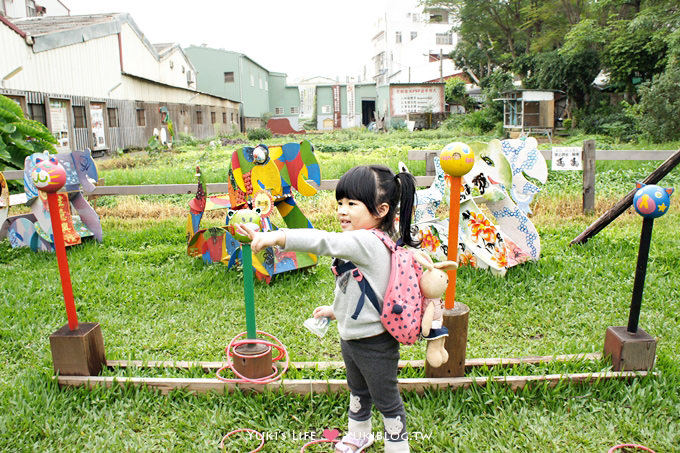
[300,438,337,452]
[608,444,656,453]
[219,428,265,453]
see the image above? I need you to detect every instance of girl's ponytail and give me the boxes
[396,171,421,248]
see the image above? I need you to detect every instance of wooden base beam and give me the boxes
[57,370,647,396]
[106,352,602,372]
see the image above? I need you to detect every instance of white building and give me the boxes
[1,12,239,151]
[369,0,459,86]
[1,0,69,18]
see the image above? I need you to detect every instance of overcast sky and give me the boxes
[63,0,386,82]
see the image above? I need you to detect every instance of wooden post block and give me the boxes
[232,343,273,379]
[426,302,469,378]
[582,139,596,214]
[49,322,106,376]
[603,326,656,371]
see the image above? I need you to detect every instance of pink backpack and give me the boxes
[331,229,424,345]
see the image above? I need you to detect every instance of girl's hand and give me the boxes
[233,224,286,253]
[313,305,335,320]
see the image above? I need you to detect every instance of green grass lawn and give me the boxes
[1,132,679,452]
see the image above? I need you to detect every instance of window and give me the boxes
[196,111,203,124]
[427,9,448,23]
[107,108,119,127]
[265,81,268,91]
[73,106,86,128]
[321,105,331,114]
[231,112,235,122]
[28,103,46,126]
[395,32,402,44]
[259,78,263,89]
[290,107,298,114]
[222,112,227,123]
[136,109,146,127]
[274,107,284,115]
[436,33,453,45]
[169,61,174,70]
[210,112,216,124]
[411,31,417,41]
[250,74,255,86]
[26,0,36,17]
[224,72,234,83]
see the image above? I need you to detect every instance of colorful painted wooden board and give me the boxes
[0,172,8,227]
[465,140,541,261]
[499,137,548,214]
[406,140,542,276]
[187,140,321,282]
[8,150,102,251]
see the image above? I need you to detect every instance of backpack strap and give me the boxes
[331,258,380,320]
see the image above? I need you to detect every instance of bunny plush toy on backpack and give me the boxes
[413,252,458,368]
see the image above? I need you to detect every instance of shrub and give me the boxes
[247,127,272,141]
[635,67,680,142]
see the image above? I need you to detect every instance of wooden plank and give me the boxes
[571,147,680,245]
[106,353,601,372]
[57,370,647,396]
[1,170,24,180]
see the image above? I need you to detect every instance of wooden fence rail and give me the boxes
[3,145,676,208]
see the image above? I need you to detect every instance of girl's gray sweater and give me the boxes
[283,228,391,340]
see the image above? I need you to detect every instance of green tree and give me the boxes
[635,66,680,142]
[444,77,467,105]
[0,95,57,170]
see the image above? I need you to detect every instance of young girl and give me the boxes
[236,164,419,453]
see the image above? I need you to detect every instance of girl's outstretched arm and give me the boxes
[233,224,286,253]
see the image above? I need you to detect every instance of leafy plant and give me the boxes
[0,94,57,169]
[247,127,272,141]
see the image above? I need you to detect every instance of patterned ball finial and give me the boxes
[440,142,474,177]
[31,157,66,193]
[633,183,674,219]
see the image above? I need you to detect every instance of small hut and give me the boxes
[495,89,566,139]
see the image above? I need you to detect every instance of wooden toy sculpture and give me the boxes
[30,156,106,376]
[604,183,674,371]
[186,140,321,282]
[8,150,102,252]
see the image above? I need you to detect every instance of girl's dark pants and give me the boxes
[341,332,408,442]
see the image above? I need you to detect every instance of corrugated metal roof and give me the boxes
[153,43,175,55]
[13,13,118,36]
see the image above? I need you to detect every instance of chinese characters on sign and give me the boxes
[346,83,355,128]
[390,86,443,116]
[551,147,582,171]
[332,85,341,129]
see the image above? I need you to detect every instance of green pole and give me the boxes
[241,243,257,339]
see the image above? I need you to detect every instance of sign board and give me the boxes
[346,82,355,128]
[390,85,444,116]
[90,103,106,149]
[49,100,70,151]
[332,85,341,129]
[551,147,582,170]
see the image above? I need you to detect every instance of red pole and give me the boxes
[445,176,462,310]
[46,192,79,330]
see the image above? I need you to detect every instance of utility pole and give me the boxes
[439,48,443,82]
